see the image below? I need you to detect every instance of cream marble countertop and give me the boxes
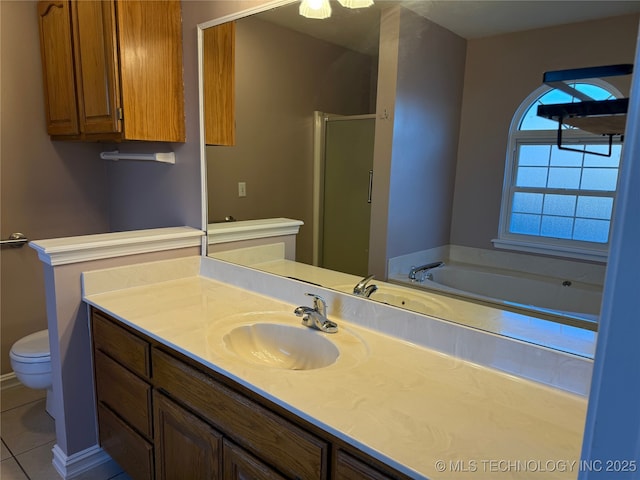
[83,260,588,480]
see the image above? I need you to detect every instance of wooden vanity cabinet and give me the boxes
[154,390,285,480]
[152,347,328,479]
[90,308,411,480]
[91,311,154,480]
[37,0,185,142]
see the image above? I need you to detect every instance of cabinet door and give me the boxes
[223,440,286,480]
[335,450,397,480]
[203,22,236,146]
[154,391,223,480]
[71,0,121,135]
[116,0,185,142]
[37,1,79,136]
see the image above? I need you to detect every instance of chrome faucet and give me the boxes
[408,261,444,282]
[353,274,378,297]
[294,293,338,333]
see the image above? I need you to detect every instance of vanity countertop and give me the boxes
[83,259,588,480]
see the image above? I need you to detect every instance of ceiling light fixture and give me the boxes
[337,0,374,8]
[299,0,332,19]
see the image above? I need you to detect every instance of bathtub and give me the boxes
[393,263,602,326]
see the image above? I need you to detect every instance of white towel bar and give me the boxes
[99,150,175,164]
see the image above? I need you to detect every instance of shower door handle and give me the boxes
[0,232,28,248]
[367,170,373,204]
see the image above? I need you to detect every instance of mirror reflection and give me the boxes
[204,0,640,353]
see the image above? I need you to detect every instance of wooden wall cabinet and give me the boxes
[203,22,236,146]
[37,0,185,142]
[90,308,408,480]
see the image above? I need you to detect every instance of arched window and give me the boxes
[495,81,624,261]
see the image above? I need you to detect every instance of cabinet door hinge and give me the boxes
[116,108,123,120]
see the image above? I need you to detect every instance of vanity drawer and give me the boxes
[152,348,329,480]
[92,311,150,379]
[98,403,154,480]
[94,350,153,439]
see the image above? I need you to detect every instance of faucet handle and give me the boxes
[354,274,376,295]
[305,292,326,313]
[361,274,375,284]
[354,274,372,290]
[297,293,337,333]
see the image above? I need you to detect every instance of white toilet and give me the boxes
[10,329,54,418]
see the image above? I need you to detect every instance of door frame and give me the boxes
[311,111,376,266]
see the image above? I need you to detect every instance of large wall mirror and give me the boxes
[202,0,640,355]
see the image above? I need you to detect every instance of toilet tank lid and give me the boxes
[11,330,50,358]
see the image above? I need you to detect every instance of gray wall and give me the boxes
[0,1,109,374]
[451,14,639,249]
[207,16,376,264]
[369,6,466,278]
[387,7,466,259]
[368,6,398,279]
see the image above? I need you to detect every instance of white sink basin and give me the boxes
[209,311,369,371]
[223,323,339,370]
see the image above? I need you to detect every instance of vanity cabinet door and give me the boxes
[154,391,223,480]
[223,440,286,480]
[334,450,398,480]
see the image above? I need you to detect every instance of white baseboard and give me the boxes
[52,444,122,480]
[1,372,20,390]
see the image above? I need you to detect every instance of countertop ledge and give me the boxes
[83,257,588,480]
[207,217,303,244]
[30,226,204,266]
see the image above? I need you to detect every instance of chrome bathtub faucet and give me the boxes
[408,261,444,282]
[294,293,338,333]
[353,274,378,297]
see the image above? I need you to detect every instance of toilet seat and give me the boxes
[10,330,50,363]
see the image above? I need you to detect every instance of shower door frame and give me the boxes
[312,111,376,270]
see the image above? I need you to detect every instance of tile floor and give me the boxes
[1,384,129,480]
